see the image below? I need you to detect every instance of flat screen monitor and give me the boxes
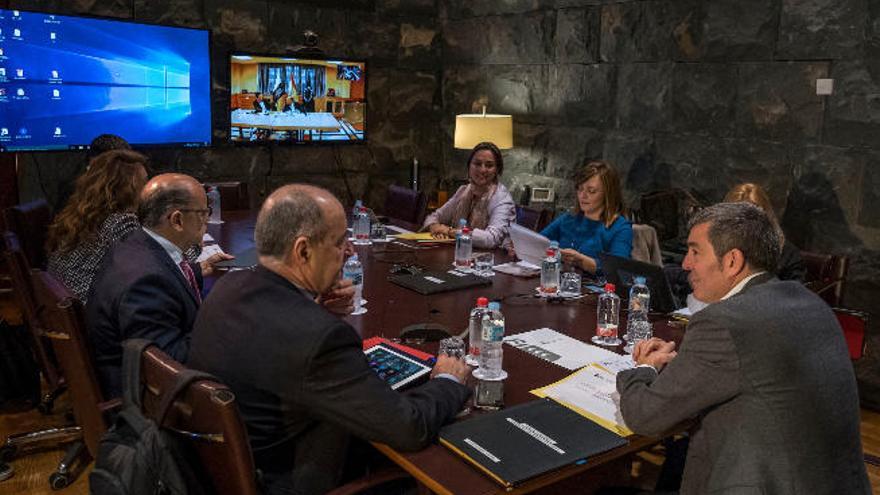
[229,53,366,144]
[0,9,212,152]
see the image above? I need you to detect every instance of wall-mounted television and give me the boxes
[229,53,366,144]
[0,9,212,152]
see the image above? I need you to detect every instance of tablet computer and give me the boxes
[364,343,433,390]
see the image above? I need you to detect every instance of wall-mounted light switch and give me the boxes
[816,79,834,96]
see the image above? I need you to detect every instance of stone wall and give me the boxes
[439,0,880,397]
[9,0,441,211]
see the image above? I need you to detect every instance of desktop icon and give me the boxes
[52,89,60,97]
[54,127,62,136]
[12,11,19,17]
[13,29,20,37]
[0,68,5,77]
[16,88,23,96]
[0,48,4,56]
[51,70,58,79]
[50,32,56,40]
[0,89,5,96]
[0,128,7,136]
[18,128,27,136]
[15,68,22,77]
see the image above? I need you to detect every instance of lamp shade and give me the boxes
[454,114,513,149]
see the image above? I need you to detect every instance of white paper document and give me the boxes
[504,328,634,371]
[202,233,214,242]
[195,243,225,263]
[492,261,540,277]
[385,224,413,234]
[509,223,551,266]
[532,363,633,436]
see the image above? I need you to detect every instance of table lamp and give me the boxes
[454,107,513,150]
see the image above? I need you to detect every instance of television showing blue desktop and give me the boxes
[0,9,212,152]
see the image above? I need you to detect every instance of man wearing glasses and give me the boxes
[86,173,233,398]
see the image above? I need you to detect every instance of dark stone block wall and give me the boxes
[439,0,880,399]
[8,0,441,211]
[6,0,880,399]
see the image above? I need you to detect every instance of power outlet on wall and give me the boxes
[816,79,834,96]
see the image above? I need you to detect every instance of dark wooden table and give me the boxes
[208,211,686,495]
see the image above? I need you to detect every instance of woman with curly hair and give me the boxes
[47,150,149,302]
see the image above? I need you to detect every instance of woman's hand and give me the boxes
[559,248,598,273]
[428,223,454,239]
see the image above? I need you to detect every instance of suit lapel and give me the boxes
[139,231,200,305]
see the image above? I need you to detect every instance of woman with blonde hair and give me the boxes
[47,150,149,302]
[540,160,632,273]
[723,182,804,281]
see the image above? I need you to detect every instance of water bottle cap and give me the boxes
[549,241,559,248]
[604,283,616,293]
[458,218,467,226]
[355,199,362,207]
[488,302,500,311]
[349,254,358,261]
[476,297,489,306]
[634,276,646,285]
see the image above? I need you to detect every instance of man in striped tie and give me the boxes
[86,173,233,398]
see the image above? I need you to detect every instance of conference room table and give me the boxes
[230,109,341,140]
[207,212,688,495]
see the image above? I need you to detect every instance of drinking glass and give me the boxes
[438,336,466,359]
[473,252,494,277]
[370,223,386,241]
[560,272,582,297]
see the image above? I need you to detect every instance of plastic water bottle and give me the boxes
[455,221,472,270]
[540,248,560,294]
[353,206,371,245]
[474,302,508,381]
[592,283,621,346]
[466,297,489,366]
[206,186,222,224]
[549,240,561,261]
[624,276,651,352]
[342,254,365,315]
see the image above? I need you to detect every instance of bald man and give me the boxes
[87,173,232,398]
[188,185,471,494]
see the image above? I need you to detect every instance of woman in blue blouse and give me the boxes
[540,160,632,273]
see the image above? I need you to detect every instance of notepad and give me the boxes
[392,232,455,243]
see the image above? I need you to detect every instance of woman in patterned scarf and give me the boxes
[423,142,516,249]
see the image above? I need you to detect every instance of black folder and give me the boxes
[388,269,491,295]
[439,399,627,488]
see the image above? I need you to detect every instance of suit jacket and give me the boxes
[617,274,869,494]
[86,229,202,398]
[187,266,471,494]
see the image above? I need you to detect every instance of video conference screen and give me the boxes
[0,9,212,152]
[229,53,366,144]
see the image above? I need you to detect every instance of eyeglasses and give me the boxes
[179,206,213,217]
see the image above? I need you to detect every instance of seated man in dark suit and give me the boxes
[188,184,471,494]
[252,92,271,114]
[617,202,869,495]
[86,173,232,398]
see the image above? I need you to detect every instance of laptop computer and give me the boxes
[598,254,681,313]
[509,223,551,267]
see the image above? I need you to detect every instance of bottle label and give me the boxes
[482,324,503,342]
[344,271,363,285]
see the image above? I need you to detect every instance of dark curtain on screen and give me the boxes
[291,65,326,98]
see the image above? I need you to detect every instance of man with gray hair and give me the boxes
[616,202,868,494]
[188,184,471,494]
[87,173,232,398]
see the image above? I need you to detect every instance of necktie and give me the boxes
[178,261,202,304]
